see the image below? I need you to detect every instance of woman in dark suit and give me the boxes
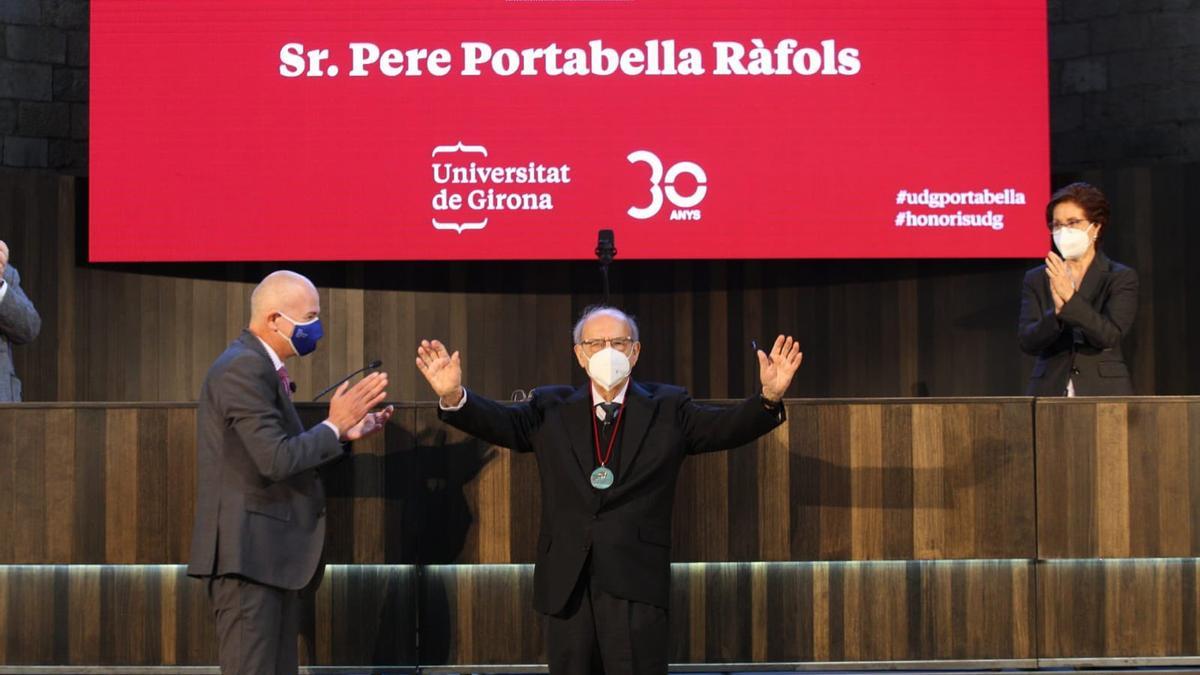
[1019,182,1138,395]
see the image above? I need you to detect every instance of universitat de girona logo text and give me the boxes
[430,141,569,234]
[429,142,708,233]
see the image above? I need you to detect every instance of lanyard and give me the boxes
[591,404,624,468]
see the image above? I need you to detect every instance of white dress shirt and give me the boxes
[591,380,630,420]
[255,335,340,438]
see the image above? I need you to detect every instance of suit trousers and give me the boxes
[545,560,670,675]
[208,575,301,675]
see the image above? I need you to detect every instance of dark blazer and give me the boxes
[0,265,42,402]
[439,380,784,614]
[1018,251,1138,396]
[188,331,345,590]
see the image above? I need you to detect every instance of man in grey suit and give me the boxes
[0,239,42,402]
[188,270,392,675]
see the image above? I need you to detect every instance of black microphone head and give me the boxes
[288,382,297,393]
[367,359,383,369]
[595,229,616,260]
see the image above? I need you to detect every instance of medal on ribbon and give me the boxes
[590,402,623,490]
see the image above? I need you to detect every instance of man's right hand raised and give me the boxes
[415,339,463,407]
[327,371,389,440]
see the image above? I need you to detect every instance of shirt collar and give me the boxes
[255,335,286,371]
[591,379,631,408]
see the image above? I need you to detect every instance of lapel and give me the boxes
[615,381,655,481]
[238,331,304,433]
[1074,250,1111,307]
[557,385,595,479]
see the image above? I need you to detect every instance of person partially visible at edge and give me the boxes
[0,239,42,402]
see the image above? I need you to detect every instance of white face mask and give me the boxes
[586,347,632,390]
[1053,224,1094,260]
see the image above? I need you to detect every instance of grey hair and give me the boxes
[572,305,640,344]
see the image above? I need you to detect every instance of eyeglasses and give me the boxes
[1049,218,1092,231]
[578,337,635,353]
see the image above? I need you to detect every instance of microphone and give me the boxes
[595,229,616,265]
[313,359,383,401]
[595,229,617,303]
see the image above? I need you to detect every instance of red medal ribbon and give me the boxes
[592,403,624,469]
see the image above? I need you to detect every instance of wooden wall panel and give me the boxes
[0,400,1035,565]
[2,396,1200,666]
[309,565,419,667]
[1039,559,1200,658]
[1037,398,1200,558]
[0,411,13,566]
[5,166,1198,405]
[672,400,1035,562]
[420,565,542,666]
[0,406,250,564]
[0,565,417,667]
[0,565,212,666]
[671,561,1035,663]
[421,561,1035,666]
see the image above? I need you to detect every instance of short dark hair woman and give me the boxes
[1018,182,1139,395]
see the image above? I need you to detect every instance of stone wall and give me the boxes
[0,0,87,172]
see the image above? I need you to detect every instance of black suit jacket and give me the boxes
[188,331,346,589]
[439,380,784,614]
[1018,251,1138,396]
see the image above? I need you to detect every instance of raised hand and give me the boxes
[0,239,8,278]
[344,404,394,441]
[415,339,463,406]
[327,372,389,439]
[758,334,803,402]
[1045,252,1075,313]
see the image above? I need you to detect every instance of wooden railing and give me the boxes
[0,397,1196,669]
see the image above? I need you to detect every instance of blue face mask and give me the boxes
[277,312,323,356]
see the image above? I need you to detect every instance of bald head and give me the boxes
[249,271,321,357]
[250,271,318,323]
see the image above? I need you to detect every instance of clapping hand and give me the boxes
[1045,252,1076,313]
[344,404,394,441]
[327,372,389,441]
[758,335,803,402]
[0,240,8,279]
[415,339,464,406]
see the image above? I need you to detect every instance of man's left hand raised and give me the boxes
[757,334,803,403]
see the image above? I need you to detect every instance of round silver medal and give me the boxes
[590,466,614,490]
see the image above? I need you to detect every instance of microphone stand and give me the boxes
[595,229,616,304]
[313,360,383,401]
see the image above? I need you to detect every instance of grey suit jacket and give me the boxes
[188,331,345,590]
[0,265,42,402]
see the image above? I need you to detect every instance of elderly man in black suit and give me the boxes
[189,270,392,675]
[416,305,802,675]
